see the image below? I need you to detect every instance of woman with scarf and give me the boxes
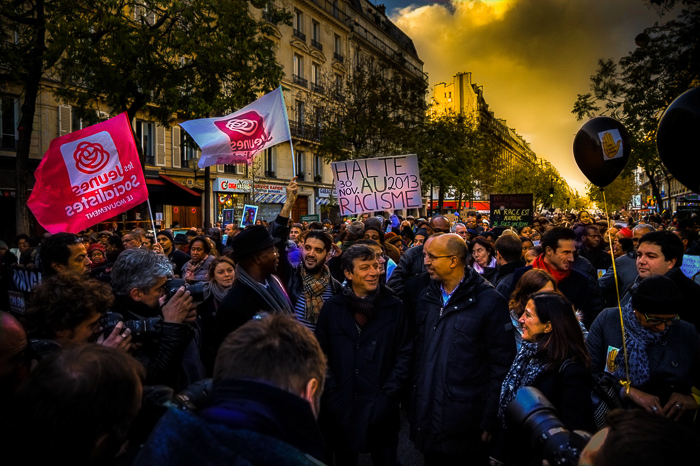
[587,275,700,425]
[493,291,594,465]
[469,236,498,284]
[198,256,235,375]
[181,236,215,284]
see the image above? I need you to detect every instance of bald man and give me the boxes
[387,215,451,295]
[0,311,28,398]
[408,234,515,464]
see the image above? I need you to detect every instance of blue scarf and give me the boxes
[498,341,548,426]
[612,302,668,386]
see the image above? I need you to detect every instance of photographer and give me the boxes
[25,272,132,353]
[110,248,203,390]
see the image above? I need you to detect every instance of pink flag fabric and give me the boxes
[28,112,148,234]
[179,86,291,168]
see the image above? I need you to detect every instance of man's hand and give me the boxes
[661,392,699,421]
[280,177,299,218]
[152,242,164,255]
[161,287,194,324]
[97,321,133,352]
[481,430,492,443]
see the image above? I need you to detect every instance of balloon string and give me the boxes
[602,189,631,386]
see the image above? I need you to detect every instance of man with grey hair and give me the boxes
[110,248,201,388]
[599,223,655,307]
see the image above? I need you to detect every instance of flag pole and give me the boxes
[146,198,157,235]
[278,85,296,176]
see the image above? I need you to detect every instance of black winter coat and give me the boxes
[386,244,425,295]
[408,268,516,455]
[315,285,413,452]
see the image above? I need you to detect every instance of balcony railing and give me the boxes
[311,82,325,95]
[293,29,306,41]
[333,52,344,63]
[293,74,308,88]
[311,39,323,51]
[296,172,306,181]
[289,120,322,142]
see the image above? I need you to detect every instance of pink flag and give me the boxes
[180,87,291,168]
[28,112,148,234]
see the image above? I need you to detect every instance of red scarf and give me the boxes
[532,254,571,284]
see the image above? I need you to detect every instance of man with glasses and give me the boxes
[386,215,451,295]
[215,179,298,347]
[408,233,515,465]
[121,233,142,250]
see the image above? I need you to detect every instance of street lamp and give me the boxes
[190,154,201,180]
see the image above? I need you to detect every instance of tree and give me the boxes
[314,56,428,162]
[0,0,74,235]
[586,173,635,211]
[572,7,700,208]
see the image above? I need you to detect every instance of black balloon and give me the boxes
[657,87,700,194]
[573,117,631,188]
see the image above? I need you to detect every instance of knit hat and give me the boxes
[157,230,174,243]
[631,275,683,316]
[619,227,633,239]
[87,243,106,256]
[414,228,428,238]
[347,221,365,237]
[363,225,384,242]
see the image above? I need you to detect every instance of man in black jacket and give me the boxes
[315,244,412,466]
[577,224,612,272]
[157,230,190,277]
[493,233,524,297]
[409,234,515,465]
[214,179,299,346]
[110,248,200,389]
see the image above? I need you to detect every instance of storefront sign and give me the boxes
[317,187,333,198]
[489,194,534,228]
[215,177,252,193]
[331,154,422,215]
[301,214,320,222]
[254,183,286,194]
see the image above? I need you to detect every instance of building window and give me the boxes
[181,131,198,168]
[135,120,155,164]
[312,21,322,50]
[334,35,341,54]
[264,147,276,177]
[294,10,305,40]
[1,96,18,150]
[314,155,323,180]
[296,100,305,124]
[294,54,304,77]
[296,151,305,178]
[332,0,339,18]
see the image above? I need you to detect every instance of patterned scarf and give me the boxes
[612,302,668,386]
[342,283,379,332]
[532,254,570,284]
[203,281,231,306]
[498,341,548,426]
[300,265,331,324]
[184,256,208,283]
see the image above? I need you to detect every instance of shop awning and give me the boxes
[254,193,287,204]
[146,175,202,207]
[316,198,331,205]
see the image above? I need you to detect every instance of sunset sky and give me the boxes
[381,0,673,194]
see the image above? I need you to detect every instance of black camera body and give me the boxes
[505,387,591,466]
[99,312,162,341]
[27,339,62,362]
[165,278,206,302]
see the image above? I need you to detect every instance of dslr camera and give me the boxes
[99,312,162,342]
[165,278,206,302]
[505,387,591,466]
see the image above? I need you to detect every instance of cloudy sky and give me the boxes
[381,0,672,194]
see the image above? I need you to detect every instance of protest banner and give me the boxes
[27,113,148,234]
[331,154,422,216]
[180,87,291,168]
[489,194,534,228]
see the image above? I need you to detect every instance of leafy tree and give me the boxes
[587,173,635,211]
[572,7,700,207]
[314,56,428,162]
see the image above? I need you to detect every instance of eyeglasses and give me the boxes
[642,313,680,326]
[424,253,455,261]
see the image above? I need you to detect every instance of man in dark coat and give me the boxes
[503,227,603,328]
[409,234,515,465]
[577,224,612,272]
[214,179,298,347]
[315,244,412,466]
[493,233,524,297]
[157,230,190,277]
[134,315,326,466]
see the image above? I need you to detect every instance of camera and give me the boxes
[165,278,206,302]
[27,339,62,362]
[99,312,162,341]
[505,387,591,466]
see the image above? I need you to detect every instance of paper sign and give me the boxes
[241,204,258,227]
[681,254,700,280]
[331,155,422,216]
[598,129,623,160]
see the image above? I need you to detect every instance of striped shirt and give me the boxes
[294,282,334,331]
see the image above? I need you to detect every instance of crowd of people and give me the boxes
[1,179,699,466]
